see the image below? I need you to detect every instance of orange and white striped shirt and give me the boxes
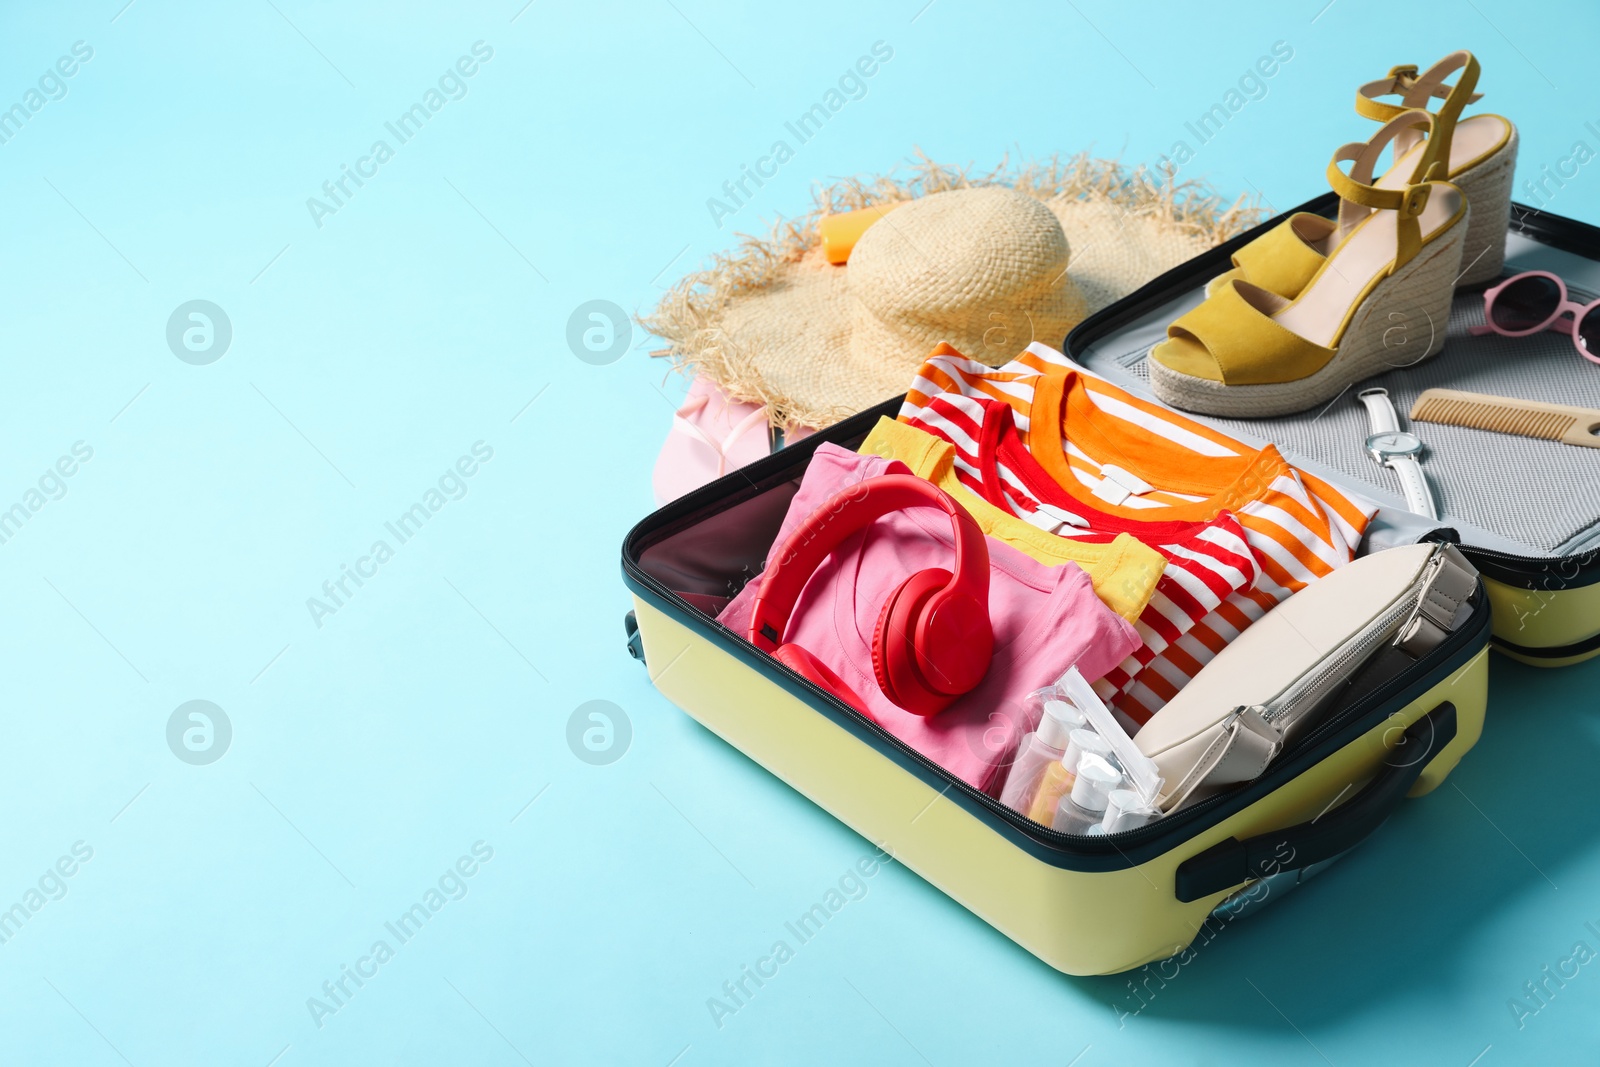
[898,342,1377,725]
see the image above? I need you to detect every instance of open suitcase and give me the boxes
[620,197,1596,975]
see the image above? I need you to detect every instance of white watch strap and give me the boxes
[1387,454,1437,520]
[1358,387,1437,518]
[1358,388,1400,433]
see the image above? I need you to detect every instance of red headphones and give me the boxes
[747,474,994,717]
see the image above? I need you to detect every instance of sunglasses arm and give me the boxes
[1469,320,1573,338]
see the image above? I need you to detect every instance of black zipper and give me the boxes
[1454,543,1600,590]
[620,548,1491,870]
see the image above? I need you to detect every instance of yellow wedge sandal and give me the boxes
[1207,51,1514,300]
[1150,111,1469,418]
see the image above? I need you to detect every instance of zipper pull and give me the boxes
[1225,705,1282,773]
[1234,704,1280,740]
[1164,706,1279,812]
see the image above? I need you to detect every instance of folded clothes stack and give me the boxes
[719,338,1380,817]
[888,342,1374,729]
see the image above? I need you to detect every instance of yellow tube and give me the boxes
[818,202,905,264]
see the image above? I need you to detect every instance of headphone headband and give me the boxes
[747,474,987,652]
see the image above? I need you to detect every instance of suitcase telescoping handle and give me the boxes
[1173,702,1458,904]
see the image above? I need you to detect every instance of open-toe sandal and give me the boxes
[1206,50,1514,300]
[1151,110,1469,418]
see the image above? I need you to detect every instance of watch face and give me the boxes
[1366,430,1424,458]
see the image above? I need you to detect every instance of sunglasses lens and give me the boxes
[1490,274,1563,332]
[1579,306,1600,359]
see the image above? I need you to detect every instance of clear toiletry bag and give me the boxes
[1067,197,1600,668]
[620,410,1491,975]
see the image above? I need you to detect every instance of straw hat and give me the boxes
[644,156,1259,431]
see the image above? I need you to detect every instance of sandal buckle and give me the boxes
[1402,184,1431,218]
[1387,63,1419,88]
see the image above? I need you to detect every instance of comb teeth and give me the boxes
[1412,396,1574,441]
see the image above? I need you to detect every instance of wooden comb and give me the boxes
[1409,389,1600,449]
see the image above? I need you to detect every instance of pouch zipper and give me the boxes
[1247,545,1444,734]
[1076,550,1482,849]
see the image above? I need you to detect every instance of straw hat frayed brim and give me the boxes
[643,154,1261,431]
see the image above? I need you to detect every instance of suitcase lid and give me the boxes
[1064,195,1600,576]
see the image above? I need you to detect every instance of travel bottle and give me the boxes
[1025,728,1114,825]
[1100,788,1160,835]
[997,698,1085,813]
[1050,754,1122,835]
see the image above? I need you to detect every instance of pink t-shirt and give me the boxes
[719,444,1141,794]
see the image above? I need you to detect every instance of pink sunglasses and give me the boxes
[1469,270,1600,365]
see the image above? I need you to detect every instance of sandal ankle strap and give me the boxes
[1325,111,1443,271]
[1355,50,1483,168]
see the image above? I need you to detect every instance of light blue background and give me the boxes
[2,1,1598,1064]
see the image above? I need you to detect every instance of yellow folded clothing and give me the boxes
[859,416,1165,624]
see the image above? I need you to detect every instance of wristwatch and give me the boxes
[1357,388,1438,520]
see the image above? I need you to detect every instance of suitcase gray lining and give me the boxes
[1073,232,1600,557]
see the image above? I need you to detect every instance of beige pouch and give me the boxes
[1134,542,1478,813]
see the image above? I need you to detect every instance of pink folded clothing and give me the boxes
[718,443,1142,794]
[652,376,773,506]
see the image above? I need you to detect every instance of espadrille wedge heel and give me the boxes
[1452,122,1518,286]
[1150,111,1469,418]
[1205,51,1514,300]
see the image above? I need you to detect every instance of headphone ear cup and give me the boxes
[872,569,953,717]
[916,591,993,694]
[773,644,870,717]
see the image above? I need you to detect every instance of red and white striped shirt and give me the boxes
[898,342,1377,725]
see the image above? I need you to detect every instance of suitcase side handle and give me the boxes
[1173,702,1458,904]
[625,610,645,665]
